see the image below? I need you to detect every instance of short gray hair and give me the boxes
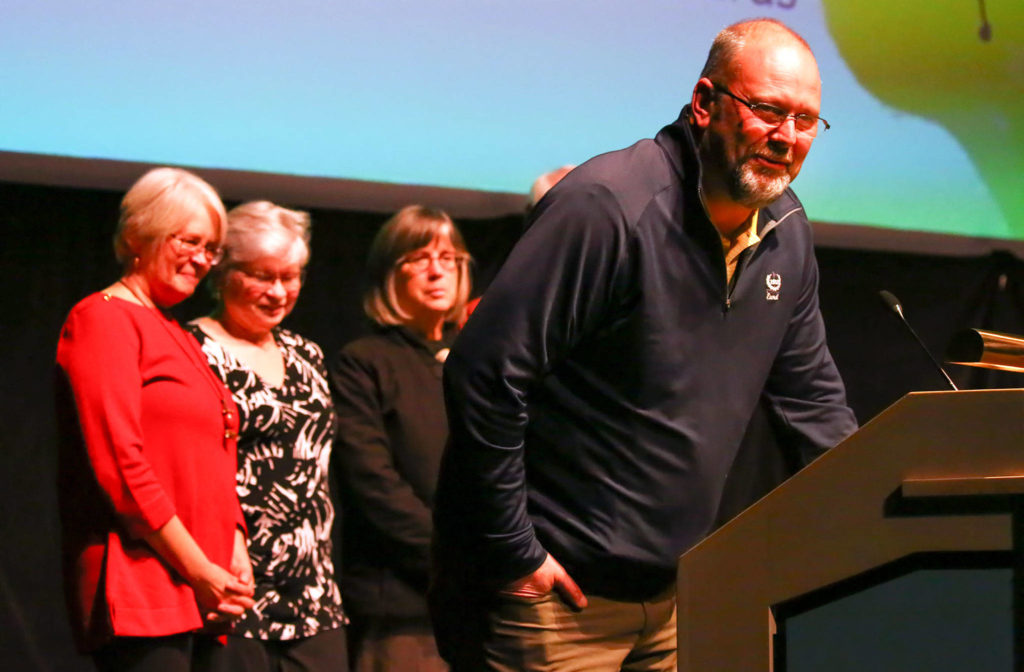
[114,167,227,269]
[206,200,311,293]
[700,18,813,83]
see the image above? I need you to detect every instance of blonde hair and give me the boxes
[363,205,472,327]
[114,167,227,269]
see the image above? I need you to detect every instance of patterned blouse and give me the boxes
[188,324,346,640]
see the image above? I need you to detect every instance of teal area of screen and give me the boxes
[0,0,1016,239]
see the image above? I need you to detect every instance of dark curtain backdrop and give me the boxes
[2,180,1022,670]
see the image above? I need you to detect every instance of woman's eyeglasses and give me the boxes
[236,267,305,288]
[169,234,223,264]
[399,251,465,273]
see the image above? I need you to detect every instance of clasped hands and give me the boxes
[198,529,256,624]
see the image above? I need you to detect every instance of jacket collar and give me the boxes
[656,105,702,201]
[377,322,457,355]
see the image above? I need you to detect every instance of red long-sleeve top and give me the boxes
[55,292,243,651]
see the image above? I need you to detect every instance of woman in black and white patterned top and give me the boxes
[188,201,347,672]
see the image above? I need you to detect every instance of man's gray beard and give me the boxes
[728,161,791,209]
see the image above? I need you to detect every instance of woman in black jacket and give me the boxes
[330,205,471,672]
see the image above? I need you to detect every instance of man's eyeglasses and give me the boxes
[237,267,305,288]
[712,84,830,133]
[399,251,465,273]
[169,234,223,264]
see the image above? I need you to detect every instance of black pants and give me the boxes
[201,629,349,672]
[92,633,220,672]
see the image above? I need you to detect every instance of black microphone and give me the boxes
[878,290,958,391]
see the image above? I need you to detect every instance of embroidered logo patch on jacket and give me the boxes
[766,272,781,301]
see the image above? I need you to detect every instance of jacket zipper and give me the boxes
[723,215,782,312]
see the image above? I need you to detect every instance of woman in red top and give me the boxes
[55,167,255,672]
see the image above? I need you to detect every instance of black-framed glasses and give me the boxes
[712,83,830,133]
[169,233,223,264]
[399,251,465,273]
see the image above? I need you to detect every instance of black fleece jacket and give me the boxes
[331,324,454,617]
[435,107,857,601]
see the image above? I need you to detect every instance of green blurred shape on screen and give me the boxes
[822,0,1024,236]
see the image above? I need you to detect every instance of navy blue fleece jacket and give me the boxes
[434,107,858,601]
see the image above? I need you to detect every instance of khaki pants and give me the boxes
[480,588,677,672]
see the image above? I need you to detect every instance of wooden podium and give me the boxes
[677,389,1024,671]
